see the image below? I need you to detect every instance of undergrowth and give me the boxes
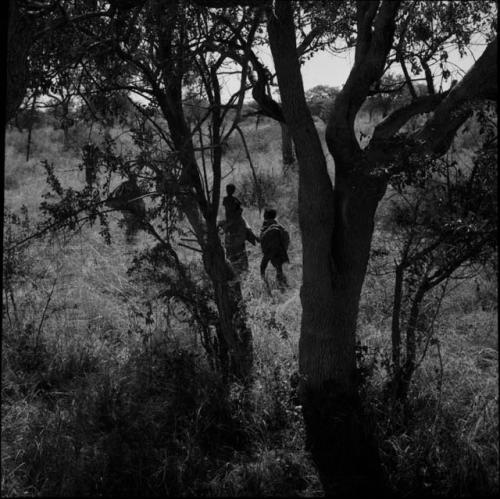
[2,302,320,497]
[2,121,498,497]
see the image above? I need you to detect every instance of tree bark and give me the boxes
[269,2,495,492]
[156,117,253,382]
[159,167,254,380]
[164,165,253,382]
[268,3,386,494]
[390,281,426,402]
[303,167,387,495]
[202,226,253,381]
[6,0,34,124]
[61,100,70,149]
[148,0,254,382]
[391,263,404,372]
[280,121,295,167]
[25,94,37,162]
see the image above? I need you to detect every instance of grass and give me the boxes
[2,118,498,496]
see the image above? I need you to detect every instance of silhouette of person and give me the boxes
[222,183,242,222]
[219,184,258,273]
[260,207,290,289]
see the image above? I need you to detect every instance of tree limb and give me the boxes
[417,36,497,155]
[372,91,449,142]
[235,124,263,213]
[420,57,435,95]
[218,12,285,122]
[297,25,326,58]
[355,0,379,63]
[395,1,417,99]
[326,0,401,162]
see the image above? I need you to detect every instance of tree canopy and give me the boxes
[4,1,497,496]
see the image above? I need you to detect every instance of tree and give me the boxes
[42,70,79,148]
[6,0,497,493]
[6,0,35,124]
[360,72,412,121]
[305,84,340,121]
[265,0,497,494]
[5,0,111,124]
[378,114,497,402]
[279,121,295,167]
[7,0,263,382]
[211,5,335,172]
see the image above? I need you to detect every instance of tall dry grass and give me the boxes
[2,118,498,496]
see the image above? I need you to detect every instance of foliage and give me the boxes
[305,85,340,121]
[3,98,498,496]
[237,170,280,209]
[2,197,318,495]
[4,0,498,496]
[360,74,428,120]
[368,107,497,400]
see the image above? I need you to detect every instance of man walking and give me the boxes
[259,207,290,290]
[220,184,258,273]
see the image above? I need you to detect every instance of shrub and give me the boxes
[237,170,280,209]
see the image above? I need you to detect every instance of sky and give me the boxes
[301,49,355,90]
[298,41,484,91]
[218,33,488,101]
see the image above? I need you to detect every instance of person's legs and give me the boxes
[227,246,248,275]
[260,255,270,277]
[225,219,249,274]
[274,262,288,290]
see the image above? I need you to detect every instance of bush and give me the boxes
[237,170,280,209]
[2,292,318,497]
[373,377,498,496]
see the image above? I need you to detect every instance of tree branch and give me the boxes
[355,0,379,63]
[326,0,401,162]
[34,10,113,39]
[395,1,417,99]
[399,58,417,99]
[417,36,497,155]
[235,124,263,213]
[218,12,285,122]
[372,91,449,142]
[297,25,326,58]
[420,57,435,95]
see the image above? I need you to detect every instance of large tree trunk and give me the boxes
[6,0,33,124]
[268,4,386,494]
[269,2,495,492]
[300,169,387,495]
[280,122,295,167]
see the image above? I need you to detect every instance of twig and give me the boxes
[4,289,12,328]
[4,202,114,252]
[234,124,263,213]
[35,278,58,351]
[178,242,203,253]
[6,187,161,253]
[432,337,444,433]
[414,279,449,370]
